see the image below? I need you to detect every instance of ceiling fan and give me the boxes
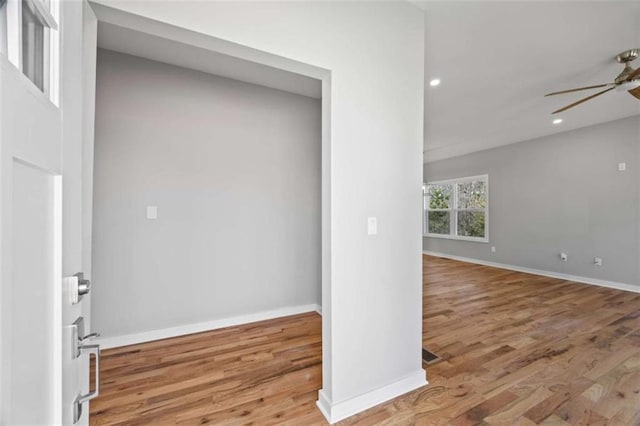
[545,48,640,114]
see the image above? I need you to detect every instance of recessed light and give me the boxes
[430,79,441,87]
[553,118,563,124]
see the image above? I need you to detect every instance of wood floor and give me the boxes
[90,255,640,425]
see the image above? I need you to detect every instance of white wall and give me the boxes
[92,49,321,338]
[424,116,640,288]
[91,1,426,420]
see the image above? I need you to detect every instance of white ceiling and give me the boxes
[418,1,640,162]
[97,22,322,99]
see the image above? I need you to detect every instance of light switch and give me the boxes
[367,217,377,235]
[618,163,626,172]
[146,206,158,220]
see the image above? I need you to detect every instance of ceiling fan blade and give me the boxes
[625,67,640,81]
[545,83,614,97]
[629,86,640,100]
[552,87,615,114]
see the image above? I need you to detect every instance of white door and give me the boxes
[0,0,97,424]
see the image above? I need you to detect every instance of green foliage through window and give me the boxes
[457,181,486,210]
[428,211,450,235]
[428,185,452,209]
[457,211,485,237]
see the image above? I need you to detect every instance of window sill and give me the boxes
[424,233,489,243]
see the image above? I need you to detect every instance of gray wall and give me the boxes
[424,115,640,287]
[92,49,321,339]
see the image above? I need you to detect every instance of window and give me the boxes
[5,0,58,101]
[423,175,488,242]
[22,0,46,90]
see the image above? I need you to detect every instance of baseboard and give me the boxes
[96,303,322,349]
[316,369,427,424]
[423,251,639,294]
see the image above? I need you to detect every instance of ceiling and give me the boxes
[97,21,322,99]
[417,1,640,162]
[97,2,639,162]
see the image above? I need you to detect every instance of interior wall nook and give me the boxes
[92,48,322,342]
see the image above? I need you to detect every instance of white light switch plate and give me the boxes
[147,206,158,220]
[367,217,377,235]
[618,163,626,171]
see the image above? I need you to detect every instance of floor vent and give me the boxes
[422,348,442,365]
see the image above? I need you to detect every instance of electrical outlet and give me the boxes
[491,246,496,253]
[618,163,626,172]
[594,257,603,266]
[560,253,568,262]
[367,217,377,235]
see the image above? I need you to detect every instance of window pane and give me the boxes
[22,0,45,91]
[427,184,453,209]
[428,211,450,235]
[0,0,7,54]
[457,180,486,209]
[457,211,485,238]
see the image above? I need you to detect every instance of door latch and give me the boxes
[68,272,91,304]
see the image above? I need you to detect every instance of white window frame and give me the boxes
[423,174,489,243]
[5,0,59,104]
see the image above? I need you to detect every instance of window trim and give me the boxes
[5,0,59,104]
[423,174,489,243]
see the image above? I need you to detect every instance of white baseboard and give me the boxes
[316,369,427,424]
[96,303,322,349]
[423,251,639,294]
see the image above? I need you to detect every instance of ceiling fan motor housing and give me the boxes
[616,48,639,64]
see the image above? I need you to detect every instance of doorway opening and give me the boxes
[87,6,331,423]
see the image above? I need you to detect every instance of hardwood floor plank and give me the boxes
[449,390,520,425]
[90,255,640,425]
[483,387,552,424]
[522,378,593,424]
